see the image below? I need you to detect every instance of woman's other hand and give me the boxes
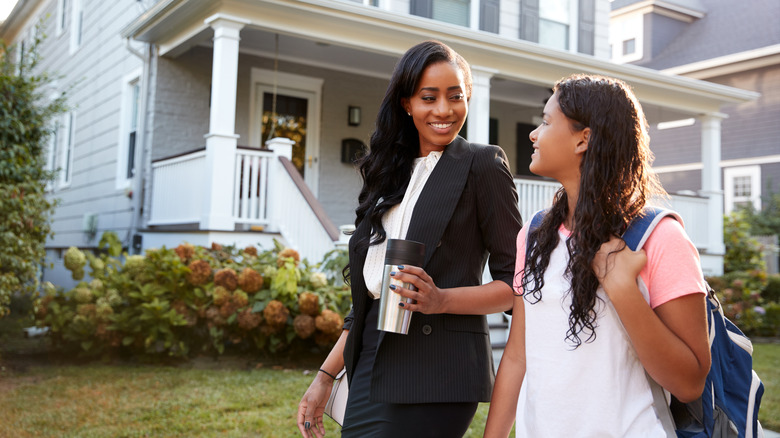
[389,265,447,314]
[591,236,647,297]
[296,373,332,438]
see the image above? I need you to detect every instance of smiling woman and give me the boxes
[401,61,469,156]
[296,40,522,438]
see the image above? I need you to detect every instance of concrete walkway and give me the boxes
[765,428,780,438]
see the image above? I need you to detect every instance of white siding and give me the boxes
[18,0,145,248]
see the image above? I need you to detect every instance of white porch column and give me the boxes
[266,137,295,233]
[200,15,249,230]
[466,66,497,144]
[699,113,727,260]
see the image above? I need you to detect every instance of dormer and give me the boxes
[610,0,705,64]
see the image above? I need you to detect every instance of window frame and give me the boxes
[56,0,68,36]
[724,165,762,213]
[59,112,76,188]
[116,68,143,189]
[69,0,83,54]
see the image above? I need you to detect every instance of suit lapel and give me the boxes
[405,136,474,267]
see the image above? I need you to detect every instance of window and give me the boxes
[59,113,75,187]
[44,121,60,191]
[69,0,83,53]
[724,166,761,213]
[117,69,142,188]
[57,0,68,36]
[539,0,570,51]
[411,0,470,27]
[623,38,636,56]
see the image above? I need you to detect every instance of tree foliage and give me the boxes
[724,210,766,274]
[0,29,67,317]
[738,188,780,237]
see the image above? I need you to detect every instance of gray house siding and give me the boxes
[658,170,701,195]
[28,0,144,250]
[650,121,702,168]
[650,65,780,198]
[643,13,688,62]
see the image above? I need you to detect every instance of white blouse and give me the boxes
[363,151,442,299]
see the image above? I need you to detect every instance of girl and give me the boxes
[483,74,711,437]
[297,40,521,438]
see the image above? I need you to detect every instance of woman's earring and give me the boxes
[407,112,411,116]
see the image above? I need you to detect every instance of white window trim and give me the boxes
[116,68,143,190]
[69,0,83,54]
[59,112,75,188]
[610,13,644,63]
[724,165,761,214]
[56,0,67,36]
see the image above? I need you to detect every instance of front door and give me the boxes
[252,70,322,196]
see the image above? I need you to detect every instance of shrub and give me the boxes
[33,234,351,360]
[724,211,765,273]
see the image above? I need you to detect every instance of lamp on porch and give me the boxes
[348,105,361,126]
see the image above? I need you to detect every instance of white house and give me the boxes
[2,0,757,291]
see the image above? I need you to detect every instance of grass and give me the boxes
[755,342,780,432]
[0,337,777,436]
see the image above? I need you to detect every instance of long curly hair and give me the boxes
[350,40,472,257]
[521,74,666,348]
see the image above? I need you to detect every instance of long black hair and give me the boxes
[521,74,666,348]
[350,40,472,258]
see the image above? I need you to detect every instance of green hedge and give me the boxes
[708,271,780,338]
[33,233,350,360]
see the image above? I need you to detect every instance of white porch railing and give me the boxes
[272,152,339,264]
[513,177,713,251]
[232,148,275,225]
[148,139,339,264]
[149,150,207,225]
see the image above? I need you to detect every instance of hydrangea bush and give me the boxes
[33,233,350,359]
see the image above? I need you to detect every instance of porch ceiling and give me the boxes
[122,0,758,123]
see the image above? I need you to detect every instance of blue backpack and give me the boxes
[527,207,765,438]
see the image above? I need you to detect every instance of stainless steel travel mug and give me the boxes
[377,239,426,334]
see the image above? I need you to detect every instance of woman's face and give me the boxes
[528,92,588,183]
[402,61,468,156]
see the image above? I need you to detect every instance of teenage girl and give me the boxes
[483,74,711,437]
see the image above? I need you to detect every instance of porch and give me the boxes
[143,138,717,274]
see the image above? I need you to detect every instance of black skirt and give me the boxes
[340,299,479,438]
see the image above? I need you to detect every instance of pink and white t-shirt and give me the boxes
[513,216,705,437]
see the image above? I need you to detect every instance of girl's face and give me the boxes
[529,92,589,183]
[402,61,468,156]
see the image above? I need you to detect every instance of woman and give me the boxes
[483,74,711,437]
[297,40,522,437]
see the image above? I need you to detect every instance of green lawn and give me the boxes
[0,342,777,437]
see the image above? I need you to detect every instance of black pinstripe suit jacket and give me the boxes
[343,136,523,404]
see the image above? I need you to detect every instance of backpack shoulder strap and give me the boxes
[625,207,685,438]
[623,207,683,252]
[525,209,547,256]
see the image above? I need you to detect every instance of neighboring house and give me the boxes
[610,0,779,219]
[2,0,757,290]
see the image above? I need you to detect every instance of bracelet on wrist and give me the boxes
[318,368,337,380]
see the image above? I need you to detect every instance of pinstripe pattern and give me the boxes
[344,136,523,404]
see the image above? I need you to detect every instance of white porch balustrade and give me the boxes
[147,151,715,267]
[512,177,712,252]
[149,150,207,225]
[232,148,275,225]
[148,139,339,264]
[149,148,276,227]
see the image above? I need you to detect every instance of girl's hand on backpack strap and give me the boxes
[592,236,647,298]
